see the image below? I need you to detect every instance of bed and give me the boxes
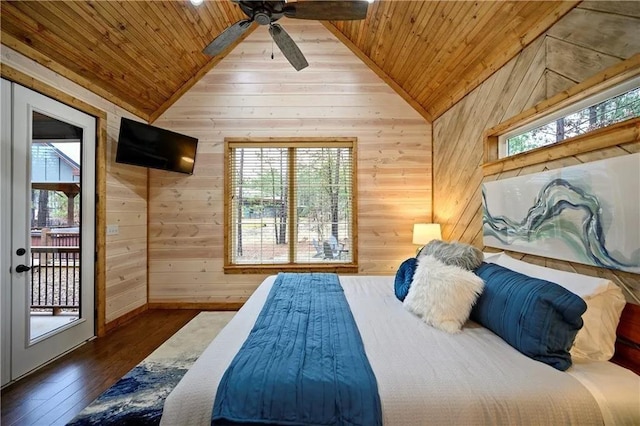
[160,258,640,425]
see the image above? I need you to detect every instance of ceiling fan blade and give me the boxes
[203,19,253,56]
[283,1,368,21]
[269,23,309,71]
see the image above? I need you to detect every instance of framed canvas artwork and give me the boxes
[482,153,640,273]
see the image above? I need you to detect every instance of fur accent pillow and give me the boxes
[418,240,483,271]
[403,255,484,334]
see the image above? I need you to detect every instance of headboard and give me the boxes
[612,303,640,375]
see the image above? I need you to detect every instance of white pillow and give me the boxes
[403,255,484,334]
[483,253,626,361]
[482,251,504,261]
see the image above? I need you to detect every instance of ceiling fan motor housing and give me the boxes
[254,11,272,26]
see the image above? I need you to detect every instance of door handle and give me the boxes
[15,264,31,273]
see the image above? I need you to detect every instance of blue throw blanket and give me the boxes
[212,273,382,426]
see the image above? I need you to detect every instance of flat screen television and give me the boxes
[115,117,198,174]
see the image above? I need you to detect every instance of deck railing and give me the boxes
[30,246,80,314]
[31,229,80,251]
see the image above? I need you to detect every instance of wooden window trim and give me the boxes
[483,55,640,176]
[223,137,358,274]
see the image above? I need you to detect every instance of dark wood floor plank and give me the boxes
[1,309,200,426]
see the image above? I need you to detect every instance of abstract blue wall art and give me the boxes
[482,153,640,273]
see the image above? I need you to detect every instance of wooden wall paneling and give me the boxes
[546,37,622,84]
[149,20,432,304]
[524,72,547,111]
[433,5,640,303]
[434,51,532,241]
[500,37,547,122]
[574,145,634,163]
[579,1,640,18]
[545,69,577,99]
[547,6,640,60]
[620,141,640,154]
[432,87,483,176]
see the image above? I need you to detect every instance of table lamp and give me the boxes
[412,223,442,254]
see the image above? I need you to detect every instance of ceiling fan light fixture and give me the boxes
[190,0,204,6]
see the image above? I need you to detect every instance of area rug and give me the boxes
[67,312,236,426]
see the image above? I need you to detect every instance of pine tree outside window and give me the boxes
[500,77,640,158]
[224,138,357,273]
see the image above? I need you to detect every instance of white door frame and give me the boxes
[1,79,13,386]
[10,84,96,380]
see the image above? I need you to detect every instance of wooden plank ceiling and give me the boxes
[0,1,578,122]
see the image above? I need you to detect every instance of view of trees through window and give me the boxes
[507,86,640,156]
[31,189,80,228]
[228,142,354,265]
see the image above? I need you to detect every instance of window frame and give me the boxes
[483,59,640,176]
[499,76,640,158]
[223,137,358,274]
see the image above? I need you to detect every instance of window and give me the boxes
[500,76,640,158]
[224,138,356,272]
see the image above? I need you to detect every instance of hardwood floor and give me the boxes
[1,309,200,426]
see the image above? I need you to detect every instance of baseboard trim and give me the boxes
[104,304,148,333]
[148,302,244,311]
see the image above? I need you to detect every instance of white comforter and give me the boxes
[161,275,640,425]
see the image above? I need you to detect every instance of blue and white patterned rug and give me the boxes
[67,312,235,426]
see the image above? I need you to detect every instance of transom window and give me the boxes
[500,76,640,157]
[224,138,357,272]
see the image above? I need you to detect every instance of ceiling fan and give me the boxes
[203,1,369,71]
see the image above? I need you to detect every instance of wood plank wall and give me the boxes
[0,47,148,323]
[149,20,431,305]
[433,1,640,302]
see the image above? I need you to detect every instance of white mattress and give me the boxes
[161,275,640,425]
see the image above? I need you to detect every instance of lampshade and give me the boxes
[412,223,442,245]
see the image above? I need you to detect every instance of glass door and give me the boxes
[10,84,96,380]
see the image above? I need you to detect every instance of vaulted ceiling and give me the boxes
[1,1,579,122]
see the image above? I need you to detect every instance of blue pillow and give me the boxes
[472,262,586,371]
[394,258,417,301]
